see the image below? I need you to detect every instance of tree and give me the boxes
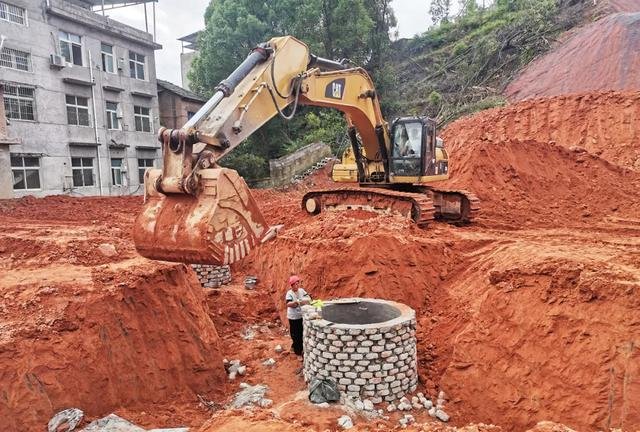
[429,0,452,25]
[188,0,396,179]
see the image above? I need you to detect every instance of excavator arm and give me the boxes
[134,36,389,265]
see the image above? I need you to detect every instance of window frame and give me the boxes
[133,105,152,133]
[59,30,83,67]
[0,1,28,26]
[71,157,95,188]
[65,95,90,127]
[101,42,115,74]
[128,51,146,80]
[10,154,41,191]
[0,46,31,71]
[111,158,124,186]
[105,101,120,130]
[3,82,36,121]
[137,158,154,184]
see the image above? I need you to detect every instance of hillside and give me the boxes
[388,0,600,123]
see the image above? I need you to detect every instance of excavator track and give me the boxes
[423,187,481,225]
[302,187,436,227]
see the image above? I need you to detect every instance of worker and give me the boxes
[285,275,311,356]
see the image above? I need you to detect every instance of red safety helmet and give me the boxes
[288,275,301,286]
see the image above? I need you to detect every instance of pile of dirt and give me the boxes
[608,0,640,12]
[0,197,228,431]
[506,13,640,101]
[443,91,640,171]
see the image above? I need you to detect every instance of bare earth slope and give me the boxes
[506,13,640,101]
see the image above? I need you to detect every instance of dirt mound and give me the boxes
[608,0,640,12]
[443,91,640,172]
[440,137,640,227]
[0,195,228,431]
[506,13,640,101]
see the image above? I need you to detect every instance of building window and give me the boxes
[111,158,123,186]
[106,101,119,130]
[0,47,31,71]
[101,43,115,73]
[59,31,82,66]
[134,106,151,132]
[0,2,27,25]
[129,51,145,80]
[11,155,40,190]
[66,95,90,126]
[71,157,94,187]
[187,111,196,120]
[3,83,35,121]
[137,158,154,183]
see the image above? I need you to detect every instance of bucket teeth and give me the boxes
[133,168,269,265]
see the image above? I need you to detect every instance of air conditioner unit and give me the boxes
[116,107,123,119]
[117,57,125,70]
[50,54,65,69]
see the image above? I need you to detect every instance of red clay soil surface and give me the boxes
[443,91,640,172]
[506,12,640,101]
[1,92,640,431]
[609,0,640,12]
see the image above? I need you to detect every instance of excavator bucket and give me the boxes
[133,167,271,265]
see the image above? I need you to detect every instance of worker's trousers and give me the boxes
[289,318,304,356]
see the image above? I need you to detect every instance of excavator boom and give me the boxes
[133,35,479,265]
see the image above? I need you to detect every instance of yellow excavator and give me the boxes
[133,36,479,265]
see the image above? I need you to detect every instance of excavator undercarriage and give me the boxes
[302,186,479,227]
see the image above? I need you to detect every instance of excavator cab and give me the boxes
[389,117,442,179]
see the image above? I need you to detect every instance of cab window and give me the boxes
[393,122,422,158]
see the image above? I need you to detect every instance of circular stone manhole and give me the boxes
[303,298,417,404]
[321,301,401,325]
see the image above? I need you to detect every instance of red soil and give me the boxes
[506,13,640,101]
[608,0,640,12]
[443,91,640,171]
[1,94,640,431]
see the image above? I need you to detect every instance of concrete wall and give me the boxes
[0,85,20,199]
[180,51,197,91]
[0,0,161,197]
[268,142,332,187]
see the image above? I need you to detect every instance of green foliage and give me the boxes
[190,0,395,180]
[428,91,443,107]
[392,0,585,126]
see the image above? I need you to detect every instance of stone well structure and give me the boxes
[303,298,417,404]
[190,264,232,288]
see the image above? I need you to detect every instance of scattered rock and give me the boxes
[97,243,117,257]
[428,407,436,417]
[244,276,258,290]
[230,383,269,409]
[241,327,255,340]
[48,408,84,432]
[422,399,433,409]
[316,402,330,408]
[363,399,374,411]
[354,400,365,411]
[337,415,353,429]
[435,409,450,422]
[386,403,396,412]
[237,365,247,376]
[80,414,144,432]
[399,414,415,427]
[258,398,273,408]
[274,344,283,353]
[262,358,276,367]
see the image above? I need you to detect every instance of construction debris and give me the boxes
[337,415,353,430]
[48,408,84,432]
[230,384,270,409]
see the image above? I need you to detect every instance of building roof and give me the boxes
[156,79,207,103]
[178,30,202,50]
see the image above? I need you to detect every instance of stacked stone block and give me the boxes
[191,264,232,288]
[303,299,417,404]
